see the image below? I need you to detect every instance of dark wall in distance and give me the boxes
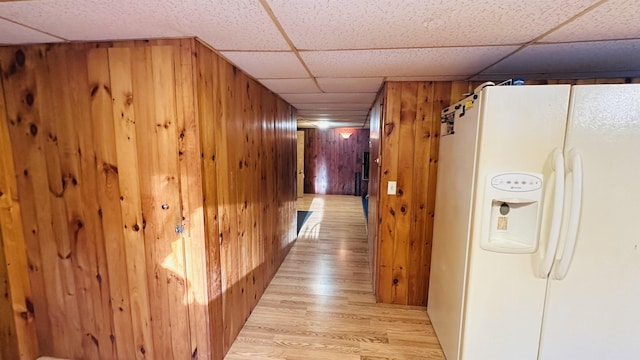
[302,128,369,195]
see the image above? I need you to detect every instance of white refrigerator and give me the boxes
[427,84,640,360]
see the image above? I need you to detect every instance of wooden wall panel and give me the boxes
[1,38,296,360]
[171,38,211,360]
[371,81,451,306]
[367,89,383,291]
[194,39,224,360]
[0,61,38,359]
[376,82,404,304]
[0,38,297,360]
[413,82,451,306]
[108,47,156,359]
[302,128,369,195]
[0,228,16,360]
[87,47,136,360]
[193,41,297,356]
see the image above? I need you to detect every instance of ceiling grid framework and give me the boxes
[0,0,639,128]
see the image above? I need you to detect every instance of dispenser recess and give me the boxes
[480,173,543,253]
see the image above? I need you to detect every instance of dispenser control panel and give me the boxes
[490,173,542,192]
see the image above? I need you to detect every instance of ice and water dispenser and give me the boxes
[480,173,543,253]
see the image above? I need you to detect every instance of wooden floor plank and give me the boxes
[225,194,444,360]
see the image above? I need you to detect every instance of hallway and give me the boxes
[225,195,445,360]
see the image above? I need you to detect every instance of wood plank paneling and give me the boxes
[194,40,297,357]
[406,82,432,306]
[0,227,16,360]
[173,38,211,360]
[2,46,56,355]
[192,38,223,360]
[377,82,402,304]
[108,47,155,359]
[371,81,452,306]
[416,82,451,306]
[302,128,369,195]
[1,38,296,360]
[67,48,110,360]
[0,56,38,359]
[367,89,383,293]
[0,205,38,360]
[392,82,418,305]
[87,47,136,360]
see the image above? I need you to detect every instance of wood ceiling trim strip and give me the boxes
[258,0,323,93]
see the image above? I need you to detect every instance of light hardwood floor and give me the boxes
[225,194,445,360]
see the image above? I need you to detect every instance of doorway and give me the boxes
[296,130,305,198]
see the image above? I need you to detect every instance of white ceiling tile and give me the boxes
[297,120,366,129]
[0,0,290,49]
[175,0,290,50]
[300,119,368,125]
[294,103,373,111]
[317,77,383,92]
[298,110,370,116]
[259,78,320,93]
[0,0,188,41]
[540,0,640,43]
[482,40,640,77]
[220,52,308,78]
[297,113,369,119]
[267,0,597,49]
[280,92,376,104]
[297,112,370,126]
[0,17,62,44]
[1,0,636,118]
[301,47,519,78]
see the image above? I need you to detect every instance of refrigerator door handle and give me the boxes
[538,149,565,278]
[553,150,583,280]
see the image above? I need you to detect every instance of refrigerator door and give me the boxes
[429,93,483,360]
[539,84,640,360]
[461,85,571,360]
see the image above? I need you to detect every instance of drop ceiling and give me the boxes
[1,0,639,129]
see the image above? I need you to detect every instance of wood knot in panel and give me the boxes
[25,92,35,107]
[90,84,99,97]
[101,163,118,175]
[384,122,395,137]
